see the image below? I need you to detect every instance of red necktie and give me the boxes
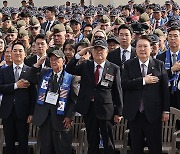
[94,65,101,85]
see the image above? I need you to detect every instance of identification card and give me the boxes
[45,91,58,105]
[101,80,109,87]
[105,73,114,81]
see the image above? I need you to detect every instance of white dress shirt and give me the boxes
[120,46,132,61]
[13,63,24,89]
[139,59,149,85]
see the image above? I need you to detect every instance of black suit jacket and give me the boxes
[107,47,136,73]
[24,55,50,68]
[0,64,36,120]
[29,67,75,131]
[66,58,123,120]
[41,20,59,32]
[122,57,170,123]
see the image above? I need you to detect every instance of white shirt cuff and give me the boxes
[143,78,146,85]
[14,83,18,89]
[75,53,82,60]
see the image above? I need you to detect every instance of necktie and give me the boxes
[172,53,177,66]
[139,63,146,112]
[155,20,159,28]
[51,73,58,92]
[122,50,127,65]
[45,21,51,32]
[94,65,101,85]
[14,66,20,82]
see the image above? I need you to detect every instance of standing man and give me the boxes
[107,24,136,73]
[24,34,50,68]
[66,38,123,154]
[122,35,170,154]
[0,42,36,154]
[30,49,75,154]
[157,25,180,129]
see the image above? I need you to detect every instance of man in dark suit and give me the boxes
[30,49,76,154]
[66,38,123,154]
[41,6,59,33]
[24,34,50,68]
[0,42,36,154]
[107,24,136,73]
[122,35,170,154]
[157,26,180,129]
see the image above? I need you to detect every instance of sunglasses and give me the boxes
[30,27,39,30]
[94,36,105,39]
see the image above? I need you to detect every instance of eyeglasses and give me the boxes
[30,27,39,30]
[94,36,105,39]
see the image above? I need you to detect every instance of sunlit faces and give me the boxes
[99,23,109,31]
[83,26,93,38]
[49,55,65,72]
[35,38,48,55]
[64,44,75,61]
[92,46,108,63]
[6,33,18,43]
[168,30,180,49]
[136,39,152,60]
[53,31,66,46]
[11,44,26,64]
[119,29,132,48]
[0,39,5,53]
[4,47,12,63]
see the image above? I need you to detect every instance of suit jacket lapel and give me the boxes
[20,64,28,79]
[132,58,142,77]
[100,60,111,83]
[147,57,155,75]
[88,61,95,86]
[8,65,15,82]
[130,47,136,58]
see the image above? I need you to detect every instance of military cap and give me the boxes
[113,17,125,25]
[131,22,149,34]
[107,35,120,44]
[110,9,118,17]
[165,0,172,5]
[18,27,28,38]
[48,49,65,58]
[11,8,19,14]
[29,17,40,27]
[2,16,11,22]
[149,34,159,43]
[98,4,104,8]
[128,0,135,3]
[17,20,26,29]
[93,38,108,49]
[58,13,65,18]
[139,13,150,23]
[153,5,161,12]
[3,0,7,3]
[172,4,179,10]
[161,6,167,12]
[65,25,73,33]
[79,38,90,45]
[70,16,82,25]
[36,13,45,18]
[84,11,92,18]
[97,10,104,16]
[99,15,110,23]
[52,24,66,34]
[154,28,164,37]
[21,0,26,3]
[7,26,18,33]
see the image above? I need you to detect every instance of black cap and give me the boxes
[131,22,149,34]
[93,39,108,49]
[48,49,65,58]
[107,35,120,44]
[149,34,159,43]
[153,6,161,12]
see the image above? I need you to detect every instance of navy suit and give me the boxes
[0,64,36,154]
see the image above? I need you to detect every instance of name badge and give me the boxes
[105,73,114,81]
[45,91,58,105]
[101,80,109,87]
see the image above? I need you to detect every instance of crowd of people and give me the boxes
[0,0,179,154]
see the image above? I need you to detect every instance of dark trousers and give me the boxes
[129,112,162,154]
[39,113,72,154]
[84,102,115,154]
[2,106,29,154]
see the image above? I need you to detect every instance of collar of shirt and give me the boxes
[139,58,150,68]
[120,46,132,53]
[13,63,24,70]
[53,70,63,80]
[94,61,106,70]
[170,50,179,57]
